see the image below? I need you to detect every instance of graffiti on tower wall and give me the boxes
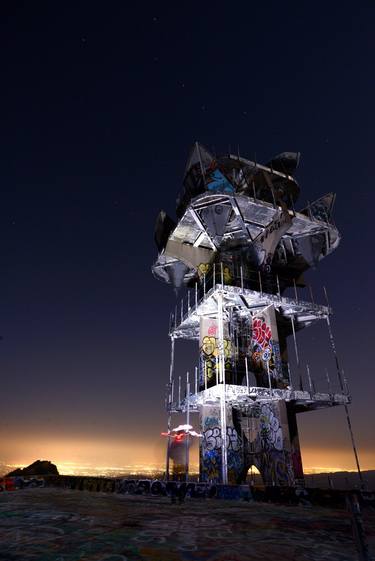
[200,400,300,486]
[199,318,232,389]
[255,401,294,486]
[200,405,222,481]
[226,424,242,483]
[250,305,282,387]
[200,405,243,483]
[236,400,296,486]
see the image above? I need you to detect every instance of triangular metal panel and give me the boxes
[199,203,232,245]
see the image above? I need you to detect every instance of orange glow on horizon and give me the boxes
[1,434,374,477]
[300,447,375,473]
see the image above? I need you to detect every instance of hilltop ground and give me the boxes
[0,488,374,561]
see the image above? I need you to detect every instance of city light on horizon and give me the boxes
[1,434,374,477]
[3,458,374,478]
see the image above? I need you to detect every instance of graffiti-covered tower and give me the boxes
[152,143,350,485]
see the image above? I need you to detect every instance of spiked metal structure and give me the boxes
[152,143,353,486]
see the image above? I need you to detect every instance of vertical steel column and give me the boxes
[245,356,249,393]
[290,314,303,391]
[309,284,315,305]
[293,278,298,302]
[252,180,257,201]
[217,291,228,484]
[276,274,281,299]
[235,331,239,369]
[325,313,344,392]
[323,301,364,488]
[166,336,175,481]
[267,360,272,393]
[289,193,296,216]
[258,271,263,296]
[325,368,332,394]
[306,364,313,394]
[343,406,364,489]
[287,362,293,388]
[185,372,190,482]
[342,369,349,395]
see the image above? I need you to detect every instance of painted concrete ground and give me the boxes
[0,488,373,561]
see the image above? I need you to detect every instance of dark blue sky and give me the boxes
[0,2,374,471]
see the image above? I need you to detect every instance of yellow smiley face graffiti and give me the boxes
[202,336,218,357]
[202,336,232,358]
[223,266,232,284]
[198,263,211,276]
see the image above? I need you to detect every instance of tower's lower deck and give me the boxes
[174,383,350,414]
[165,279,350,486]
[169,386,349,486]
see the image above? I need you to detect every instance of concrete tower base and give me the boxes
[199,400,303,486]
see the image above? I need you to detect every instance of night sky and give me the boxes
[1,2,374,474]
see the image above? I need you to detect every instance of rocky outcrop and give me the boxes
[6,460,59,477]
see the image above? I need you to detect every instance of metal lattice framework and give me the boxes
[153,143,361,487]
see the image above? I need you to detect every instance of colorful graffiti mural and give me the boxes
[241,401,295,486]
[200,407,222,482]
[222,264,233,284]
[206,167,234,193]
[200,400,300,486]
[0,476,45,492]
[250,305,285,388]
[200,405,243,484]
[199,318,232,388]
[255,401,294,486]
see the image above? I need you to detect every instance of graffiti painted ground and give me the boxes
[0,488,371,561]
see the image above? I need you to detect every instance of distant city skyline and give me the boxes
[2,435,375,477]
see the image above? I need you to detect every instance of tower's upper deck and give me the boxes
[153,143,340,291]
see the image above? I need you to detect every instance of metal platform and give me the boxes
[154,192,340,286]
[170,282,330,339]
[170,384,350,414]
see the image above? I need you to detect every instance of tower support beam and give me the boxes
[217,291,228,485]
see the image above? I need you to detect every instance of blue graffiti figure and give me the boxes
[206,169,234,193]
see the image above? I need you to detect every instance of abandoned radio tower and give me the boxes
[152,142,358,486]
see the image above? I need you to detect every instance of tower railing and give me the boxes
[169,265,329,333]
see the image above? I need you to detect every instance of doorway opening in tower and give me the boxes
[246,465,263,487]
[152,142,357,486]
